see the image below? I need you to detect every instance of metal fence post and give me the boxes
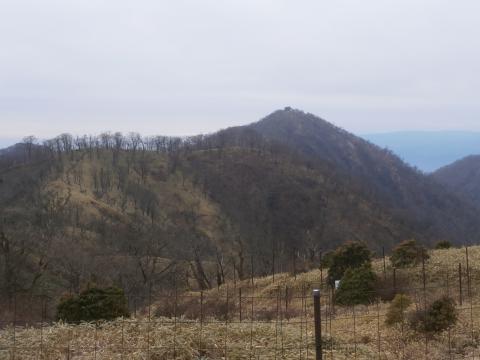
[382,247,387,280]
[313,289,322,360]
[458,263,463,306]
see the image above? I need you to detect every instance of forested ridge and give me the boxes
[1,108,479,299]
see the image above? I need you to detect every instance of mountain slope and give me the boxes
[433,155,480,207]
[250,108,480,246]
[1,109,480,297]
[180,141,417,254]
[0,132,419,290]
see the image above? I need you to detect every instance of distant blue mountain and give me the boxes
[0,138,20,150]
[362,131,480,173]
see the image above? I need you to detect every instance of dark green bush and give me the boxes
[390,239,429,268]
[385,294,412,326]
[327,241,371,286]
[57,287,129,323]
[335,264,378,306]
[435,240,452,250]
[320,250,334,269]
[409,296,458,333]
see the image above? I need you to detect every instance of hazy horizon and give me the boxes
[2,117,479,172]
[2,115,479,148]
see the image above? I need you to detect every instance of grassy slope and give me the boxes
[0,149,239,296]
[2,246,479,359]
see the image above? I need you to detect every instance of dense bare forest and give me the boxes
[1,109,479,302]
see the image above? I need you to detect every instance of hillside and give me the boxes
[0,136,415,298]
[433,155,480,207]
[2,245,479,359]
[251,109,480,246]
[1,109,480,299]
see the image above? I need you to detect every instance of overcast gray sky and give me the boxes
[1,0,480,142]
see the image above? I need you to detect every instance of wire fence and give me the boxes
[1,248,480,359]
[0,285,317,359]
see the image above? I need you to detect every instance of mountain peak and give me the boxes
[251,108,336,139]
[259,107,325,123]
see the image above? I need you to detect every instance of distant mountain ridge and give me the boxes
[0,138,20,150]
[363,131,480,172]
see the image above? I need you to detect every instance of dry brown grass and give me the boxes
[0,317,315,359]
[1,246,480,359]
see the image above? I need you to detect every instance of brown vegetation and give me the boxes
[1,246,479,359]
